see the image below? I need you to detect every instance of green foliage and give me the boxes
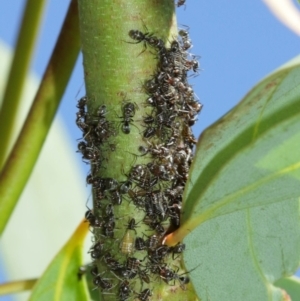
[1,1,300,301]
[28,221,90,301]
[0,0,80,234]
[0,0,45,168]
[276,276,300,301]
[177,56,300,301]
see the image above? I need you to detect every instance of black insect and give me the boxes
[77,141,87,153]
[148,190,167,219]
[90,265,99,277]
[81,146,100,162]
[128,188,145,208]
[147,36,166,53]
[147,234,159,251]
[110,189,122,205]
[94,120,114,142]
[170,40,181,54]
[76,96,88,110]
[135,237,147,251]
[187,98,203,114]
[178,29,192,50]
[130,164,147,182]
[182,124,197,147]
[126,257,141,272]
[138,269,151,284]
[144,200,154,217]
[139,142,171,159]
[169,206,181,228]
[169,243,186,259]
[177,0,186,8]
[102,215,115,237]
[95,104,107,118]
[119,280,131,301]
[129,29,149,43]
[149,245,169,263]
[149,221,165,235]
[158,266,190,290]
[146,92,167,110]
[129,165,156,190]
[136,288,152,301]
[77,266,86,280]
[92,217,105,229]
[119,181,132,194]
[123,268,138,280]
[127,218,139,234]
[105,203,114,216]
[120,101,136,134]
[76,116,90,135]
[143,126,156,139]
[89,241,104,259]
[104,252,123,271]
[85,208,95,224]
[89,176,105,189]
[93,275,113,291]
[128,28,156,53]
[103,178,119,192]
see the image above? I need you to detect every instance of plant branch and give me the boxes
[0,0,46,168]
[0,278,37,296]
[0,0,80,235]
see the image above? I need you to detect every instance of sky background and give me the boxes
[0,0,299,300]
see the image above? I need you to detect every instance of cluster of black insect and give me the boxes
[76,98,117,175]
[76,13,200,301]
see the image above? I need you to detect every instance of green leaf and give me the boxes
[169,55,300,301]
[28,220,90,301]
[0,0,46,168]
[167,55,300,244]
[275,276,300,301]
[184,199,300,301]
[0,0,80,235]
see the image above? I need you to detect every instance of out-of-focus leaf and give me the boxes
[262,0,300,36]
[28,220,90,301]
[275,276,300,301]
[0,0,80,234]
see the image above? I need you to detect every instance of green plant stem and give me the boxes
[0,0,46,169]
[0,0,80,235]
[77,1,198,300]
[0,278,37,295]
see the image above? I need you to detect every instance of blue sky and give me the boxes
[0,0,299,144]
[0,1,299,300]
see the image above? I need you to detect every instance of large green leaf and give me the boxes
[184,199,300,301]
[175,55,300,301]
[28,220,90,301]
[170,55,300,242]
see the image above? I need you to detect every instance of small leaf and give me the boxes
[28,220,90,301]
[183,199,300,301]
[169,55,300,242]
[275,276,300,301]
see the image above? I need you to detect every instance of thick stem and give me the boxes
[77,1,199,300]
